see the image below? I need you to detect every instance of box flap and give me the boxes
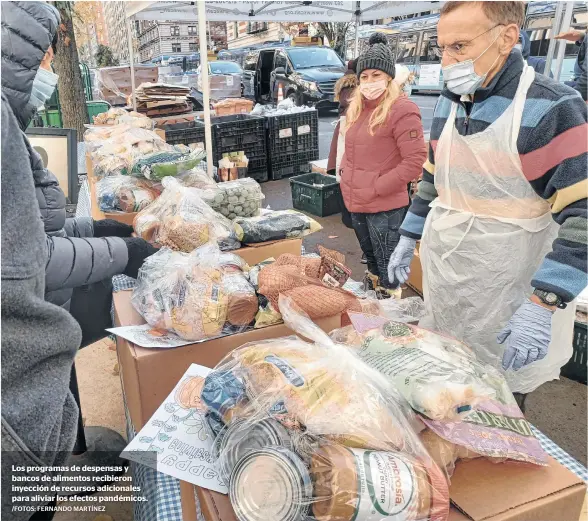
[450,457,583,521]
[113,290,145,327]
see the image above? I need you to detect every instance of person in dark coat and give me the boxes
[23,21,158,343]
[518,30,551,77]
[327,59,358,229]
[1,3,80,520]
[555,28,587,101]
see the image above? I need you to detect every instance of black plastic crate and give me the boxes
[161,120,206,147]
[210,114,267,164]
[270,149,319,180]
[247,158,269,183]
[290,172,341,217]
[561,321,587,384]
[266,110,319,157]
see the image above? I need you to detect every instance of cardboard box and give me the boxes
[407,242,423,296]
[181,456,585,521]
[114,290,341,430]
[234,238,302,266]
[96,65,158,106]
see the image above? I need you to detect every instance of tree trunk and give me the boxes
[53,3,89,141]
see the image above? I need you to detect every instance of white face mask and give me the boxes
[442,30,502,96]
[30,67,59,109]
[360,79,388,100]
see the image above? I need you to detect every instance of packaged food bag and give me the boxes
[177,167,218,189]
[331,316,549,468]
[132,244,255,340]
[330,318,496,421]
[131,148,205,180]
[234,210,322,244]
[200,296,450,521]
[133,177,240,252]
[96,176,162,213]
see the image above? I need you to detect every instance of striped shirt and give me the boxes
[400,51,588,302]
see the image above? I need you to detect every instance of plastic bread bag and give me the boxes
[130,147,206,181]
[200,295,450,521]
[133,177,240,252]
[131,245,253,341]
[329,318,496,422]
[96,176,162,213]
[197,178,264,220]
[93,107,154,128]
[177,166,218,189]
[234,210,322,244]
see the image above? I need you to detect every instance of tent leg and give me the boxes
[198,1,214,178]
[127,19,137,111]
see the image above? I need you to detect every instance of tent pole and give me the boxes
[198,0,214,178]
[553,2,574,82]
[354,1,360,58]
[544,1,564,77]
[127,19,137,111]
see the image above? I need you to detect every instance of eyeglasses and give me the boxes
[432,24,503,58]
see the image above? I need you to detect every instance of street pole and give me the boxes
[127,18,137,111]
[544,1,565,77]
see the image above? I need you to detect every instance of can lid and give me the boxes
[219,418,293,481]
[230,447,311,521]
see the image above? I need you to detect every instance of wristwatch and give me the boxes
[533,289,567,309]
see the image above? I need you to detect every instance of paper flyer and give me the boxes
[121,363,228,494]
[107,324,198,349]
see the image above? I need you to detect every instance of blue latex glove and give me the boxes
[387,236,417,287]
[498,299,554,371]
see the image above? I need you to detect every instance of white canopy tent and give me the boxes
[125,1,577,177]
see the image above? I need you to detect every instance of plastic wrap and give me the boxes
[331,317,549,469]
[177,167,218,190]
[198,178,264,220]
[133,177,240,252]
[132,244,256,340]
[130,147,205,181]
[93,107,154,128]
[96,176,162,213]
[234,210,322,244]
[330,319,496,422]
[200,295,450,521]
[378,296,427,323]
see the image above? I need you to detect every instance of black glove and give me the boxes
[122,238,159,279]
[93,219,134,238]
[326,169,336,176]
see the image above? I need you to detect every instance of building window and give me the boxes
[171,25,180,36]
[172,42,181,53]
[247,21,268,34]
[189,42,198,52]
[188,26,197,36]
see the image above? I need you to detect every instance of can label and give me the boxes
[351,449,416,521]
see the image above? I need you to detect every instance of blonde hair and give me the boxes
[346,79,401,136]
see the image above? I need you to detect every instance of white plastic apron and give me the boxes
[420,65,575,393]
[335,115,346,182]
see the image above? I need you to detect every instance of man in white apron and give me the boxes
[387,1,587,408]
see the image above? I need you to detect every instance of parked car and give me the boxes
[241,46,345,108]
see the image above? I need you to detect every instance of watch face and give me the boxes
[545,293,558,305]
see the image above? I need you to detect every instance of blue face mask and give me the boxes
[30,67,59,109]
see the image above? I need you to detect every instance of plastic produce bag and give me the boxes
[96,176,162,213]
[133,177,240,251]
[130,148,205,180]
[330,319,496,421]
[198,178,264,220]
[379,296,427,323]
[200,295,450,521]
[234,210,322,244]
[132,244,256,340]
[177,167,217,190]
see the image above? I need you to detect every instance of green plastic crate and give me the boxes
[87,101,110,123]
[561,321,587,384]
[290,172,341,217]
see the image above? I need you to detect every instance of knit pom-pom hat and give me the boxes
[356,32,396,79]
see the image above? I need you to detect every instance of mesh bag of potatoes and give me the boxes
[133,177,240,252]
[198,295,450,521]
[132,244,257,341]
